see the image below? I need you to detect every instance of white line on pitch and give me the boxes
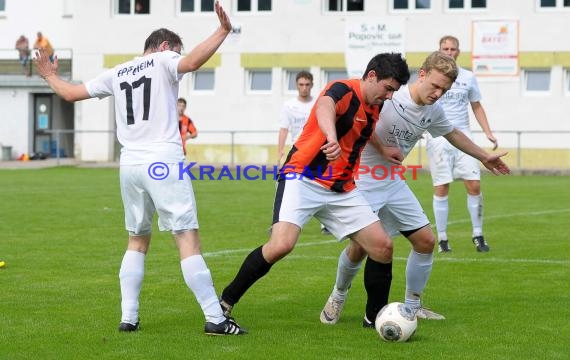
[204,246,569,266]
[447,208,570,225]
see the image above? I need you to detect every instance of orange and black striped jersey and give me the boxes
[282,79,381,193]
[179,114,197,155]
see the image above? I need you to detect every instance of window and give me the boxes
[117,0,150,14]
[524,69,550,92]
[446,0,486,10]
[537,0,570,9]
[324,70,348,84]
[248,70,272,91]
[325,0,364,12]
[285,70,301,92]
[0,0,5,12]
[391,0,431,11]
[180,0,214,12]
[236,0,272,12]
[193,70,215,91]
[63,0,73,17]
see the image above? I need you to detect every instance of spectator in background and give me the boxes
[135,0,149,13]
[15,35,31,76]
[33,32,54,62]
[177,97,198,156]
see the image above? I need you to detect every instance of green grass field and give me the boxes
[1,167,569,359]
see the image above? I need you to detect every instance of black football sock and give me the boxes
[221,246,273,306]
[364,258,393,323]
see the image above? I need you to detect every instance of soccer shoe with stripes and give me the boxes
[472,236,490,252]
[362,316,375,329]
[438,240,451,253]
[414,307,445,320]
[118,321,139,332]
[320,293,346,325]
[204,318,247,335]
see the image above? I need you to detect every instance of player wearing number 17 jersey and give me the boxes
[34,1,245,335]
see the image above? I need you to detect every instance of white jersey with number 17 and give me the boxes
[85,50,184,165]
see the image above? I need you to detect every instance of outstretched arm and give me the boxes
[34,48,90,102]
[444,128,510,175]
[178,1,232,73]
[471,101,498,150]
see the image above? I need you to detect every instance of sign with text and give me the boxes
[471,19,519,76]
[345,18,405,79]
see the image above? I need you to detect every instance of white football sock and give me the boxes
[181,255,225,324]
[467,193,483,237]
[405,250,433,309]
[119,250,145,324]
[334,247,363,295]
[433,195,449,241]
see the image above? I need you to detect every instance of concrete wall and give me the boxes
[1,0,569,162]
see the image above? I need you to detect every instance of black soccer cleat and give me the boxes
[472,236,490,252]
[118,321,139,332]
[438,240,452,253]
[321,227,332,235]
[362,316,375,329]
[204,318,247,335]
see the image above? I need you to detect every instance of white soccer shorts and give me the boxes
[273,176,379,241]
[426,134,480,186]
[359,179,430,238]
[120,163,199,235]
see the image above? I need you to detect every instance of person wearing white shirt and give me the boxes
[277,70,316,165]
[319,52,509,328]
[34,1,245,336]
[426,35,499,253]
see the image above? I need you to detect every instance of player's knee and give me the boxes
[264,237,296,262]
[368,238,393,263]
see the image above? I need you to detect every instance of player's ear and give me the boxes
[159,41,169,52]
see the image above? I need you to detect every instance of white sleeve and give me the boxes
[278,103,290,129]
[468,75,482,103]
[427,104,454,137]
[85,68,115,99]
[163,51,183,83]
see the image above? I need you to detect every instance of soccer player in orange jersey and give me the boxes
[219,53,410,328]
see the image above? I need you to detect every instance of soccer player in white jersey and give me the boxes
[426,35,499,253]
[277,70,316,165]
[34,1,245,335]
[320,51,510,327]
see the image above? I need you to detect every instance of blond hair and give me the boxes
[421,51,458,82]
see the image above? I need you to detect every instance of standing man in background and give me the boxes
[178,97,198,156]
[277,70,315,165]
[426,35,499,253]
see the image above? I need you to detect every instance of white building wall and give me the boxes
[1,0,569,161]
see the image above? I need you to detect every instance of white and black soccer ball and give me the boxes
[375,302,417,342]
